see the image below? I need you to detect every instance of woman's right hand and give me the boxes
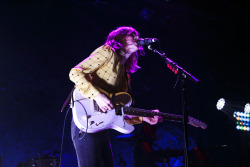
[94,93,113,112]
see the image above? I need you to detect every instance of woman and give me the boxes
[69,26,160,167]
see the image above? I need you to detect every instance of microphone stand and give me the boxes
[148,45,199,167]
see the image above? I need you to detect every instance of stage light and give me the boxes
[216,98,250,131]
[236,125,240,130]
[233,111,250,131]
[244,103,250,113]
[233,113,237,118]
[216,98,225,110]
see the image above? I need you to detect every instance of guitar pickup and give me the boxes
[115,104,122,116]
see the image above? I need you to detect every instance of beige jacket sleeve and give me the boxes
[69,45,112,99]
[125,116,143,125]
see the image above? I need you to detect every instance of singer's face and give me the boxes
[124,36,138,55]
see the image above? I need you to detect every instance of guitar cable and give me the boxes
[58,100,89,167]
[59,104,70,167]
[73,100,89,140]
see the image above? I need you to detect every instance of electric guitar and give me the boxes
[71,89,207,134]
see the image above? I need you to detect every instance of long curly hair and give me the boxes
[105,26,144,73]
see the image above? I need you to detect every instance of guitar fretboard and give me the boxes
[123,107,183,122]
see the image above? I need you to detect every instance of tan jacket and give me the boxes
[69,45,142,125]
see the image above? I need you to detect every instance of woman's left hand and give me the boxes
[142,109,162,125]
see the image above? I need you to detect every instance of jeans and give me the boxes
[71,120,113,167]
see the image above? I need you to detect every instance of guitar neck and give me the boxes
[123,107,183,122]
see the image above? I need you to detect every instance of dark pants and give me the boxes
[71,120,114,167]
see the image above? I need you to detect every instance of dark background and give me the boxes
[0,0,250,166]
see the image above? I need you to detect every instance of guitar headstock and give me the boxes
[188,116,207,129]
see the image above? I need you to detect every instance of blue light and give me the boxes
[236,125,240,130]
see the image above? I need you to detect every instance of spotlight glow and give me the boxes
[244,103,250,113]
[216,98,225,110]
[216,98,250,132]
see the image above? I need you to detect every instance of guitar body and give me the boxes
[72,90,207,134]
[72,89,135,134]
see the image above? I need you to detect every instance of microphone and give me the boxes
[137,38,159,46]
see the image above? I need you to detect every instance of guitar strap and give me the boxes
[110,66,122,104]
[111,65,132,104]
[125,73,134,107]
